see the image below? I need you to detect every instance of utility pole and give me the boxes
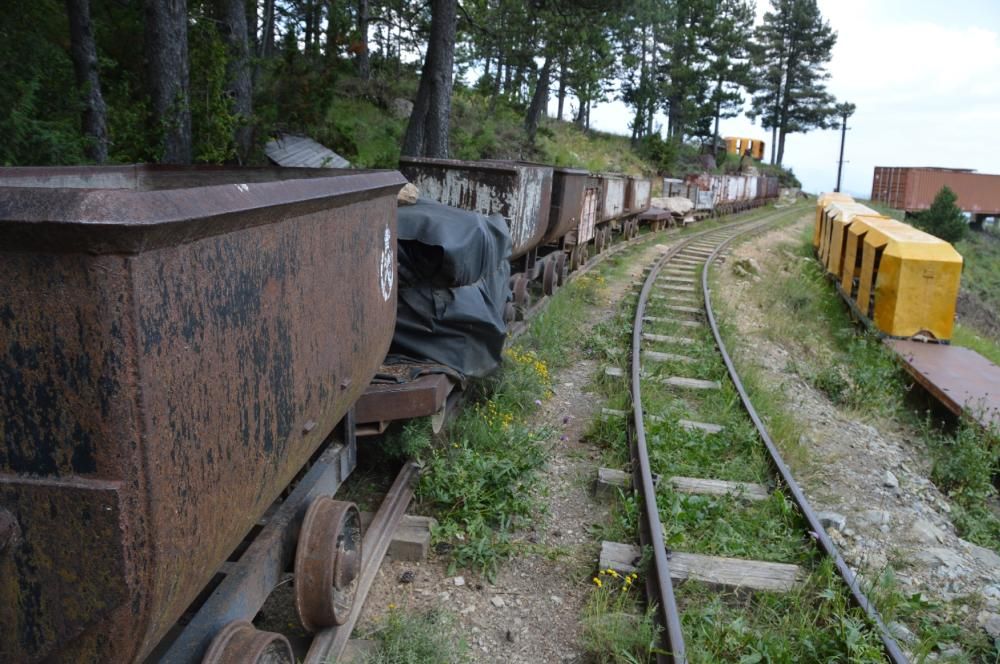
[834,102,856,192]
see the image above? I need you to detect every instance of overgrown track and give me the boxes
[629,209,908,663]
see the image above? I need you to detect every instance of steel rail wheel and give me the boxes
[294,497,362,631]
[202,621,294,664]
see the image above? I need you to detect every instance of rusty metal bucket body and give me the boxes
[0,165,404,663]
[544,167,599,246]
[595,173,626,223]
[398,157,552,260]
[625,176,652,215]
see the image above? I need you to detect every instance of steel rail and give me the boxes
[701,225,909,664]
[629,211,785,663]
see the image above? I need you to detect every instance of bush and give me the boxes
[913,186,968,243]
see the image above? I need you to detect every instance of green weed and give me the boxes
[361,608,469,664]
[581,569,660,663]
[922,418,1000,551]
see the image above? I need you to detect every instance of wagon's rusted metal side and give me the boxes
[595,173,627,222]
[625,176,652,215]
[398,157,552,259]
[544,167,599,246]
[0,165,404,663]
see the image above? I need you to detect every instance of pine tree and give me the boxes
[914,186,968,244]
[748,0,837,166]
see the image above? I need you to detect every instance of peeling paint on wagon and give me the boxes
[398,157,553,260]
[0,165,405,663]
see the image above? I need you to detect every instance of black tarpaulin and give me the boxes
[388,199,512,378]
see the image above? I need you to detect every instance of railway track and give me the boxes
[617,208,909,663]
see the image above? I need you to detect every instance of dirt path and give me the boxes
[715,215,1000,658]
[357,239,672,662]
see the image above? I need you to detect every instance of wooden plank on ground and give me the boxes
[665,304,702,314]
[643,350,696,363]
[663,376,721,390]
[678,419,723,434]
[600,543,802,592]
[668,476,769,501]
[643,333,696,345]
[644,316,702,327]
[661,284,696,293]
[667,552,801,592]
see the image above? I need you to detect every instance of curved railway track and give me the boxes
[628,210,909,663]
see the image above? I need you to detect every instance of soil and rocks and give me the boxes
[356,240,675,661]
[716,217,1000,655]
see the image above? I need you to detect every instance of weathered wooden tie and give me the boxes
[600,542,801,592]
[642,349,696,363]
[643,316,702,328]
[678,419,723,434]
[662,376,721,390]
[668,476,769,501]
[643,333,696,345]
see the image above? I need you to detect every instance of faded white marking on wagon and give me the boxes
[235,183,250,193]
[379,225,394,301]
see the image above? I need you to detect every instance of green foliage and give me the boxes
[0,0,86,165]
[323,96,404,167]
[188,16,238,163]
[923,418,1000,550]
[913,186,969,243]
[362,608,469,664]
[414,348,551,579]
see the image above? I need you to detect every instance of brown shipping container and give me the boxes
[871,166,1000,216]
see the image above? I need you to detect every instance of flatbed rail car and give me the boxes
[0,165,405,663]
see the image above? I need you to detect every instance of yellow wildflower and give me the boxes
[592,577,602,587]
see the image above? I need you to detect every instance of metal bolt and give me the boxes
[302,420,317,434]
[339,378,352,390]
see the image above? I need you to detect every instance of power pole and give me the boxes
[834,102,856,192]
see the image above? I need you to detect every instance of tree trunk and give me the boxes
[647,25,656,136]
[145,0,191,164]
[356,0,370,80]
[217,0,253,162]
[260,0,275,58]
[401,0,457,158]
[524,56,550,142]
[769,124,777,164]
[65,0,108,163]
[556,59,565,120]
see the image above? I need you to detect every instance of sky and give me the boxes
[548,0,1000,197]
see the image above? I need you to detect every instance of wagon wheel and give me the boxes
[594,229,604,254]
[513,275,531,319]
[294,497,362,631]
[568,246,580,272]
[202,621,294,664]
[503,301,517,324]
[555,252,567,286]
[542,259,557,296]
[580,244,589,265]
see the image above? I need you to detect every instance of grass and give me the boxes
[399,346,552,579]
[581,569,661,663]
[360,608,469,664]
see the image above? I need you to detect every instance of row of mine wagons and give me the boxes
[663,173,780,212]
[814,193,963,341]
[399,157,652,259]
